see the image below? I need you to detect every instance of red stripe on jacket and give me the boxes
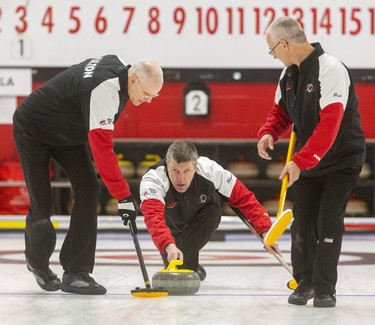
[257,103,293,142]
[142,198,175,252]
[292,103,344,170]
[228,179,272,234]
[88,128,130,200]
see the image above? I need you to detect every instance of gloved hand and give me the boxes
[118,195,137,233]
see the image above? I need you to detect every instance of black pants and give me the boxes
[161,202,222,271]
[290,166,361,295]
[13,125,100,273]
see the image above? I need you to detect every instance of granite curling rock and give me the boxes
[152,259,200,295]
[136,154,161,178]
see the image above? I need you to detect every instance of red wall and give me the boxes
[115,82,375,139]
[2,81,375,163]
[115,82,274,139]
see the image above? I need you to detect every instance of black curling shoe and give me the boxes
[288,280,315,305]
[61,272,106,295]
[27,263,61,291]
[196,264,206,281]
[313,294,336,307]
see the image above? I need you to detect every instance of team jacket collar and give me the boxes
[119,64,131,100]
[299,42,324,72]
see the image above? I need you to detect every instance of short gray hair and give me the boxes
[267,17,307,43]
[166,140,198,165]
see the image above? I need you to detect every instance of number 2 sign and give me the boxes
[184,82,210,117]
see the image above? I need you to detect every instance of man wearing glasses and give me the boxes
[257,17,365,307]
[13,55,163,295]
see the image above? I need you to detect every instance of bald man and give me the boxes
[13,55,163,295]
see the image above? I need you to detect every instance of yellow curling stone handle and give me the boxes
[159,259,194,273]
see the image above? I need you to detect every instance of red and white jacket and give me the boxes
[14,54,132,200]
[258,43,365,177]
[140,157,272,253]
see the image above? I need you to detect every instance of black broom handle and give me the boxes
[128,222,152,289]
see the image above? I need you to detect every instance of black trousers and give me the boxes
[13,125,100,273]
[161,202,222,271]
[290,166,361,295]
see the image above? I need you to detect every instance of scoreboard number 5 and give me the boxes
[184,82,210,117]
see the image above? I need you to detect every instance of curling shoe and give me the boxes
[288,280,315,305]
[61,272,107,295]
[313,294,336,308]
[196,264,206,281]
[27,263,61,291]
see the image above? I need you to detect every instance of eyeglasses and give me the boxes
[135,74,159,99]
[268,40,281,56]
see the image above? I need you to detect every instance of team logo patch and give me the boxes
[198,195,208,204]
[313,154,321,161]
[305,84,316,92]
[99,118,113,125]
[166,201,178,208]
[226,174,233,183]
[142,188,156,197]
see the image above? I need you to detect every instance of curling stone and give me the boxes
[152,260,200,295]
[136,154,161,178]
[265,162,284,179]
[226,158,259,179]
[345,199,368,217]
[117,154,135,178]
[359,163,372,180]
[104,198,118,215]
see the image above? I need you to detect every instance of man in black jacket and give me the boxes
[13,55,163,294]
[257,17,365,307]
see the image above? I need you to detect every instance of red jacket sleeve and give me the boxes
[257,103,293,142]
[88,128,131,200]
[141,198,175,252]
[228,179,272,234]
[292,103,344,170]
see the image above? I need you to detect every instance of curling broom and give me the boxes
[264,130,297,246]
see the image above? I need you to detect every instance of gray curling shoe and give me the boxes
[27,263,61,291]
[61,272,106,295]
